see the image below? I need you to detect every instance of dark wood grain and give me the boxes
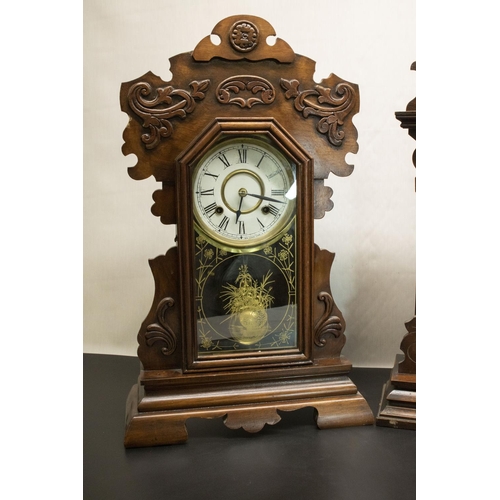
[120,15,370,447]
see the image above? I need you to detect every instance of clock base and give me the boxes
[375,355,416,430]
[124,372,374,447]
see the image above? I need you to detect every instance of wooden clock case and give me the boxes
[376,62,416,430]
[120,15,374,447]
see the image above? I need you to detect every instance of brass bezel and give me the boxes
[192,136,296,252]
[220,169,264,214]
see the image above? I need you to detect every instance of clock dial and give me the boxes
[193,137,296,249]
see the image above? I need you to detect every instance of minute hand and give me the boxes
[246,193,285,204]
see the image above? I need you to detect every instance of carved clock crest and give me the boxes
[120,15,373,447]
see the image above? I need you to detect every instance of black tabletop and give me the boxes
[83,354,416,500]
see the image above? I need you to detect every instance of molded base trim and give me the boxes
[124,378,374,447]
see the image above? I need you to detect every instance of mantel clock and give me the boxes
[120,15,374,447]
[376,62,416,430]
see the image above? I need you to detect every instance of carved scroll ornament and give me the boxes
[145,297,177,355]
[281,79,356,147]
[314,291,343,347]
[216,75,275,108]
[127,80,210,149]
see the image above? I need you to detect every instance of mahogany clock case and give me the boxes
[119,15,376,446]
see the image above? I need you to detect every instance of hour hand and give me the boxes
[235,195,244,223]
[246,193,284,204]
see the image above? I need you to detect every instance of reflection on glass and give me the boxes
[195,224,297,355]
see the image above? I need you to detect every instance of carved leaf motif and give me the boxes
[216,75,275,108]
[127,80,210,149]
[280,79,355,147]
[190,79,210,99]
[314,292,343,347]
[280,78,299,99]
[145,297,177,355]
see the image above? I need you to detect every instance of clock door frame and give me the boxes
[176,118,314,372]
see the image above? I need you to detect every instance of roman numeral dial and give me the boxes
[193,137,296,249]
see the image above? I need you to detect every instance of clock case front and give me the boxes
[120,15,374,447]
[178,119,313,371]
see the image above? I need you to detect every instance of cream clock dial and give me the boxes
[193,137,296,248]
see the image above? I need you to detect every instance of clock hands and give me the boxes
[245,193,285,204]
[234,187,285,225]
[235,194,244,223]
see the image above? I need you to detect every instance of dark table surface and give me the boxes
[83,353,416,500]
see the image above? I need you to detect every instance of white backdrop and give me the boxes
[83,0,415,368]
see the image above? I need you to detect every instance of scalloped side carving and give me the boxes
[145,297,177,355]
[314,180,334,219]
[224,408,282,433]
[280,79,356,147]
[127,80,210,149]
[216,75,275,108]
[314,292,343,347]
